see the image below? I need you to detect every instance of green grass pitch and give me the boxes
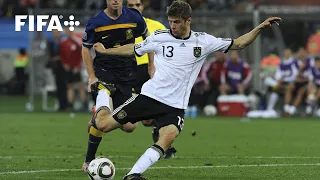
[1,97,320,179]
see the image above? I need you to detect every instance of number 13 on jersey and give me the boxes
[162,46,174,58]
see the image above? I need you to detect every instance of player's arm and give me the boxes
[94,34,156,57]
[93,43,135,56]
[144,31,155,78]
[231,17,281,50]
[82,21,98,91]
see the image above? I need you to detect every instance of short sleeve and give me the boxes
[134,34,156,57]
[82,20,96,48]
[205,34,233,54]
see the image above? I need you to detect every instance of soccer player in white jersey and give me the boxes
[89,1,281,179]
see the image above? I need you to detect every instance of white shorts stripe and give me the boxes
[112,94,138,116]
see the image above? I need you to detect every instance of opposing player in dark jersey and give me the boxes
[81,0,151,172]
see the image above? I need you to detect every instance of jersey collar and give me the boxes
[169,30,191,40]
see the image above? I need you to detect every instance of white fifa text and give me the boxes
[15,15,80,32]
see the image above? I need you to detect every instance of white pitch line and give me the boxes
[1,163,320,175]
[0,155,135,159]
[1,155,320,159]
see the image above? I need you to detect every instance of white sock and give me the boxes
[284,104,290,113]
[96,89,111,111]
[267,92,278,110]
[128,147,162,175]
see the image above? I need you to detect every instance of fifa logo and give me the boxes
[15,15,80,32]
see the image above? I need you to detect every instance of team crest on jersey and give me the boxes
[193,47,202,57]
[117,110,127,119]
[126,29,133,40]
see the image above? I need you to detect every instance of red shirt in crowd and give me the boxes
[201,57,226,85]
[59,36,82,69]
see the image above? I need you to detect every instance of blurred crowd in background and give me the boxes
[2,0,320,18]
[1,0,320,117]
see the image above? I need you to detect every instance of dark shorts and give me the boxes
[93,65,134,108]
[294,82,308,91]
[112,94,185,132]
[91,83,132,109]
[134,64,149,94]
[66,71,81,84]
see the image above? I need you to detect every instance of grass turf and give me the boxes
[0,96,320,179]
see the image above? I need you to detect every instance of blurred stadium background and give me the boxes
[1,0,320,179]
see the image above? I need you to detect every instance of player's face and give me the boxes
[107,0,123,10]
[168,16,191,38]
[65,29,73,38]
[297,48,307,60]
[127,0,143,13]
[283,49,292,59]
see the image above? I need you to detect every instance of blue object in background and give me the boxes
[0,19,55,50]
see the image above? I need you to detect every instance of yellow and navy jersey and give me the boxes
[82,7,148,85]
[135,18,166,65]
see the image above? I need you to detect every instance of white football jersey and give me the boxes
[134,30,233,109]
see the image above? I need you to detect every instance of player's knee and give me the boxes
[141,120,154,127]
[159,125,179,143]
[122,123,137,133]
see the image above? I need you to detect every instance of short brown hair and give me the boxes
[166,1,192,20]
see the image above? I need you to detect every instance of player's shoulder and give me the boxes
[150,29,170,41]
[86,10,105,27]
[153,29,170,36]
[125,7,144,20]
[193,31,207,37]
[192,31,212,42]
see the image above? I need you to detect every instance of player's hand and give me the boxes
[93,43,106,53]
[261,17,282,28]
[88,76,98,92]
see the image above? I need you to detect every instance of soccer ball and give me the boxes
[203,105,217,116]
[87,157,115,180]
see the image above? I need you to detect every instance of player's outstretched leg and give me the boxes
[82,81,116,172]
[123,124,179,180]
[143,120,177,159]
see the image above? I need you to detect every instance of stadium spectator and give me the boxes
[260,53,281,76]
[59,28,86,110]
[201,52,227,105]
[306,30,320,56]
[13,48,29,94]
[219,50,252,95]
[285,47,314,116]
[47,29,68,111]
[187,67,210,118]
[306,56,320,115]
[266,48,297,111]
